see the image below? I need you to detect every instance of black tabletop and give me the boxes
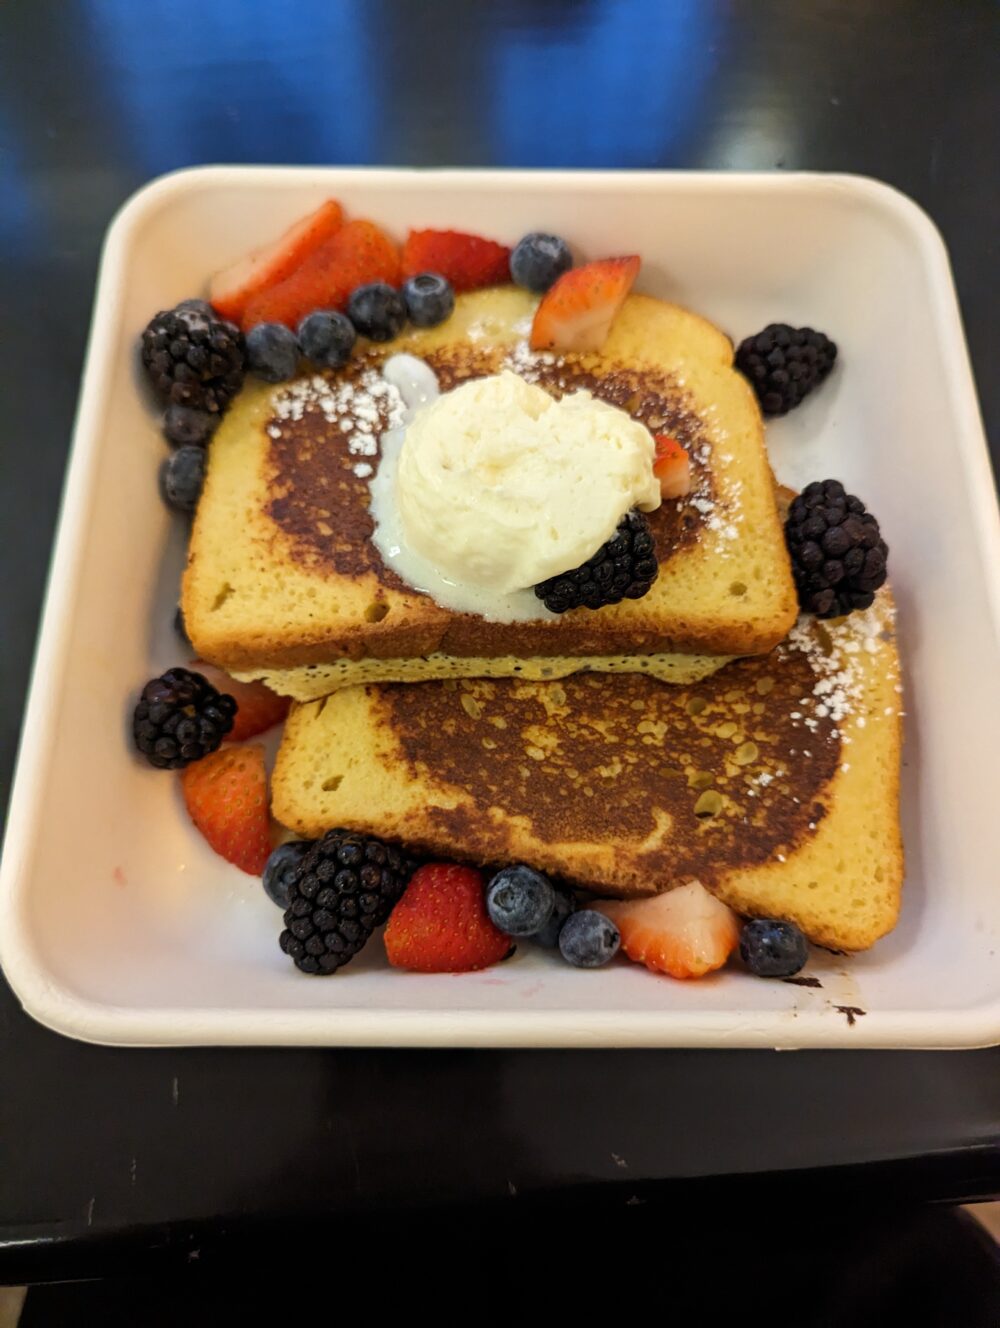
[1,0,998,1283]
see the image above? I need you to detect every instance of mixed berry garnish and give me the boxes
[127,194,873,985]
[141,302,245,414]
[281,830,415,974]
[785,480,888,618]
[735,323,838,416]
[534,510,658,613]
[132,667,235,770]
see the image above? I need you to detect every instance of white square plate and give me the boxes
[2,168,998,1048]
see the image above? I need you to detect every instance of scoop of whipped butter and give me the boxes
[394,369,661,597]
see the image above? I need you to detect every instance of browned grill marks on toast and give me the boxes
[372,646,837,883]
[262,349,467,586]
[262,344,715,587]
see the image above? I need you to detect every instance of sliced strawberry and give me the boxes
[190,660,290,740]
[181,744,272,875]
[209,200,344,325]
[384,863,511,973]
[400,228,511,293]
[529,255,640,354]
[594,882,739,980]
[653,434,692,500]
[241,219,401,331]
[225,685,290,741]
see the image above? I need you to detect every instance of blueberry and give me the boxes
[533,886,576,948]
[159,446,205,513]
[174,604,192,650]
[558,909,620,968]
[486,865,555,937]
[163,404,218,448]
[245,322,300,382]
[739,918,809,978]
[510,232,573,293]
[402,272,455,328]
[297,310,356,368]
[263,840,314,909]
[347,283,406,342]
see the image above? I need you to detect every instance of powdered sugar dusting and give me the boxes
[690,419,741,552]
[270,367,406,460]
[502,340,561,382]
[783,593,899,740]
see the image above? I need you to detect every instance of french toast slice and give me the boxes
[272,589,902,952]
[183,289,797,672]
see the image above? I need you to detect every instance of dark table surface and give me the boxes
[1,0,998,1284]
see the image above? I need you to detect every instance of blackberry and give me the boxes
[279,830,414,975]
[132,666,236,769]
[735,323,837,416]
[785,480,888,618]
[534,510,658,614]
[141,303,246,414]
[176,298,215,317]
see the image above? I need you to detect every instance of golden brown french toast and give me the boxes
[272,589,902,952]
[183,289,797,672]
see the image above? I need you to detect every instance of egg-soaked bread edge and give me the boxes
[232,648,735,700]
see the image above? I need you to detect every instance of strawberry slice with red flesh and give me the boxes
[384,863,511,973]
[209,199,344,325]
[181,743,272,876]
[653,434,692,500]
[241,218,401,331]
[190,661,290,741]
[529,255,640,354]
[400,228,511,293]
[594,881,740,979]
